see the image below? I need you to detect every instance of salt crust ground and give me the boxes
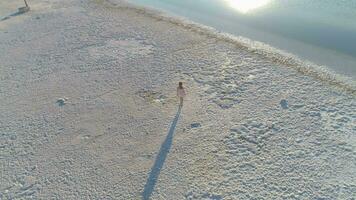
[0,0,355,199]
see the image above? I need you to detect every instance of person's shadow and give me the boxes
[1,7,29,21]
[142,106,182,200]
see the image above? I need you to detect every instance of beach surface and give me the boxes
[0,0,355,199]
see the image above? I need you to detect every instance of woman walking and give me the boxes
[177,82,186,107]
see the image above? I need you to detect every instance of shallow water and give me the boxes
[128,0,356,79]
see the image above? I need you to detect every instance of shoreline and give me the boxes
[107,0,356,94]
[0,0,355,199]
[129,0,356,80]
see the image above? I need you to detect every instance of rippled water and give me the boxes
[128,0,356,79]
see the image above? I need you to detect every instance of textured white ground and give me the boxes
[0,0,355,199]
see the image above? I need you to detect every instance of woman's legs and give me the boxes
[180,97,183,106]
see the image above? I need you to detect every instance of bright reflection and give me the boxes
[225,0,271,13]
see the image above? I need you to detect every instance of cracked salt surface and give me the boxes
[0,0,355,199]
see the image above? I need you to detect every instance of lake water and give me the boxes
[128,0,356,79]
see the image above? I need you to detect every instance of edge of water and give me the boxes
[101,0,356,94]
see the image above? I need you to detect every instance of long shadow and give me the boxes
[142,106,182,200]
[1,8,29,21]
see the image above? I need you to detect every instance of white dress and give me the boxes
[177,87,186,98]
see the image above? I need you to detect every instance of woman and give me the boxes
[177,82,186,107]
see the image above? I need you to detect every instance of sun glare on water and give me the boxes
[225,0,271,13]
